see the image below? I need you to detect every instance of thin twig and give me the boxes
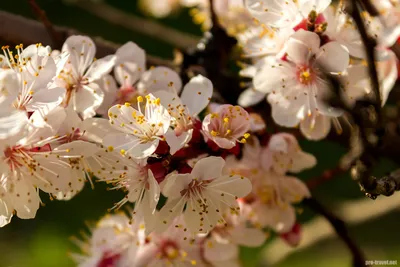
[27,0,63,48]
[303,198,366,267]
[0,11,174,67]
[73,1,199,50]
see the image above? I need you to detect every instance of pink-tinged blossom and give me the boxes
[135,216,207,267]
[202,105,251,149]
[103,94,171,159]
[154,75,213,154]
[253,30,349,127]
[55,36,116,119]
[225,136,312,233]
[0,121,91,226]
[262,133,317,174]
[158,156,252,234]
[73,213,142,267]
[0,45,66,131]
[100,158,160,234]
[203,212,266,266]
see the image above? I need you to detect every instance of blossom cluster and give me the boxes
[2,0,399,265]
[0,34,315,266]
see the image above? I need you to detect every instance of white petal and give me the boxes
[8,178,40,219]
[316,42,349,73]
[72,83,104,119]
[54,140,101,157]
[0,110,28,139]
[147,169,160,213]
[165,128,192,155]
[103,133,158,159]
[230,226,266,247]
[96,75,118,117]
[0,196,12,227]
[85,55,116,82]
[138,66,182,94]
[181,75,213,116]
[80,117,118,143]
[115,42,146,86]
[268,94,303,127]
[162,173,193,199]
[238,87,265,107]
[204,238,239,262]
[62,35,96,74]
[155,198,186,233]
[26,87,66,112]
[208,175,252,199]
[0,69,20,108]
[300,113,331,140]
[253,60,295,94]
[281,176,311,201]
[286,30,320,65]
[192,156,225,181]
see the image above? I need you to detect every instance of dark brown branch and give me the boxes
[303,198,366,267]
[27,0,63,48]
[347,0,381,110]
[0,11,174,67]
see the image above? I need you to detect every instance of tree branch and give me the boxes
[73,1,199,50]
[303,198,366,267]
[27,0,63,48]
[0,10,174,68]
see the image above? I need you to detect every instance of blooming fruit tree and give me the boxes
[1,0,400,266]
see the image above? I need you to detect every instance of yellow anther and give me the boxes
[137,96,144,103]
[240,138,247,143]
[154,98,161,105]
[211,130,219,137]
[223,117,229,123]
[29,90,34,95]
[107,146,114,152]
[120,149,126,155]
[244,133,251,139]
[191,260,197,265]
[124,102,131,107]
[210,113,219,119]
[226,129,232,134]
[66,149,71,153]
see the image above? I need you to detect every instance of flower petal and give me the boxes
[181,75,213,116]
[115,42,146,86]
[192,156,225,181]
[137,66,182,94]
[85,55,117,82]
[162,173,193,199]
[316,42,349,73]
[286,30,320,65]
[62,35,96,75]
[300,113,331,140]
[238,87,265,107]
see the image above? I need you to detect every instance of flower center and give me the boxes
[98,252,121,267]
[3,146,25,170]
[297,67,314,85]
[159,240,181,260]
[180,179,211,197]
[115,86,137,105]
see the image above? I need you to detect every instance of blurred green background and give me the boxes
[0,1,400,266]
